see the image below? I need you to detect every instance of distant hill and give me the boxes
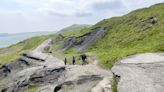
[59,24,90,32]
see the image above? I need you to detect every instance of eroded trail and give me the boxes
[1,39,113,92]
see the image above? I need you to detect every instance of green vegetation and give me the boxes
[52,3,164,68]
[0,3,163,92]
[59,24,90,32]
[0,3,164,69]
[89,3,164,68]
[0,35,52,64]
[58,26,92,37]
[25,86,38,92]
[0,24,90,65]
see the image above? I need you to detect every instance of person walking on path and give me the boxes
[80,54,87,65]
[64,57,67,65]
[72,56,75,65]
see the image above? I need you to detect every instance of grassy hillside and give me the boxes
[0,35,52,65]
[89,3,164,68]
[0,3,163,69]
[0,3,163,92]
[0,24,90,65]
[60,24,90,32]
[51,3,164,68]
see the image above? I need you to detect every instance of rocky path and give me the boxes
[1,39,113,92]
[1,38,164,92]
[112,53,164,92]
[39,62,112,92]
[22,39,64,67]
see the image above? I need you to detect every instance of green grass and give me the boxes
[0,35,53,65]
[52,3,164,69]
[59,24,90,32]
[25,86,38,92]
[88,3,164,68]
[0,3,163,92]
[0,1,163,70]
[61,27,91,37]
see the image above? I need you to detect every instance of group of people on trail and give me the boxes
[64,54,88,65]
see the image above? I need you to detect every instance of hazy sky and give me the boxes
[0,0,163,33]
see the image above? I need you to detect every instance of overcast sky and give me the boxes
[0,0,163,33]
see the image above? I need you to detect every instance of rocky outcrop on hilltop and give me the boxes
[112,53,164,92]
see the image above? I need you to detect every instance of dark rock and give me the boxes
[2,67,66,92]
[77,75,102,85]
[54,84,62,92]
[1,88,7,92]
[22,53,45,62]
[150,16,157,24]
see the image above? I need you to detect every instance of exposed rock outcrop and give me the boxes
[2,66,66,92]
[112,53,164,92]
[61,37,77,51]
[60,27,107,51]
[0,39,64,92]
[76,27,107,51]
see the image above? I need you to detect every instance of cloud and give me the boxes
[0,0,163,33]
[122,0,164,11]
[75,11,92,17]
[91,0,126,10]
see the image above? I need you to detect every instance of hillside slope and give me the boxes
[51,3,164,68]
[0,3,163,92]
[0,0,163,79]
[59,24,90,32]
[0,24,90,65]
[0,35,52,65]
[90,3,164,68]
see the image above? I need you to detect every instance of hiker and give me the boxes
[80,54,87,65]
[72,56,75,65]
[64,57,67,65]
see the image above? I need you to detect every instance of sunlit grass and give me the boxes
[0,35,52,64]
